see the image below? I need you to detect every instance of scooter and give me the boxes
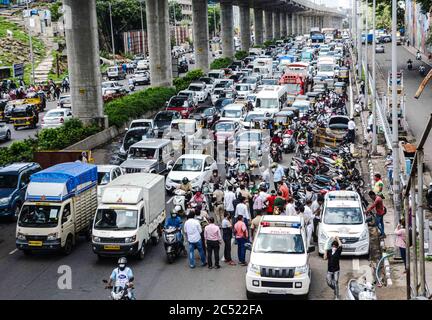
[419,65,426,77]
[102,279,134,300]
[346,278,377,300]
[163,227,184,264]
[416,51,422,61]
[128,83,135,92]
[282,130,296,153]
[173,189,188,213]
[407,60,413,70]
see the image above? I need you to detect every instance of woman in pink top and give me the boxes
[394,218,407,272]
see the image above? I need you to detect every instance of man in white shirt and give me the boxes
[235,197,251,225]
[347,118,356,143]
[311,196,324,242]
[224,185,236,219]
[184,212,207,268]
[285,198,296,216]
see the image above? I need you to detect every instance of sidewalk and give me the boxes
[403,45,432,68]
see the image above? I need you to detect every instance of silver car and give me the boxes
[0,123,11,141]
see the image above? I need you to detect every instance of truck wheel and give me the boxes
[137,241,146,260]
[62,236,73,255]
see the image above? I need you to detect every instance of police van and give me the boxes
[318,191,369,256]
[245,215,313,299]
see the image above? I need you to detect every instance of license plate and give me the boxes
[267,289,285,295]
[104,245,120,250]
[28,241,43,247]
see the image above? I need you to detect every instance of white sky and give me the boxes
[318,0,350,8]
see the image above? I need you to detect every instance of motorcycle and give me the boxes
[128,83,135,92]
[102,279,134,300]
[163,227,184,263]
[173,189,188,213]
[225,158,239,177]
[346,278,377,300]
[270,143,283,163]
[419,65,426,77]
[407,60,413,70]
[416,51,422,61]
[282,130,296,153]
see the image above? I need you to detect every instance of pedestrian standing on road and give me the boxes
[266,190,277,215]
[348,118,356,143]
[252,190,265,214]
[367,111,373,132]
[395,218,407,272]
[234,215,249,266]
[250,211,263,241]
[204,217,222,269]
[277,180,290,200]
[366,190,386,238]
[324,236,343,300]
[273,190,286,215]
[311,195,324,242]
[373,173,385,198]
[224,186,236,221]
[360,81,365,95]
[212,184,224,226]
[235,197,250,229]
[271,163,285,190]
[285,198,296,216]
[184,212,207,269]
[221,213,236,265]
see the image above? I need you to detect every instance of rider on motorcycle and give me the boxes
[271,131,283,145]
[164,206,184,244]
[416,50,421,60]
[407,59,413,69]
[209,169,222,185]
[191,189,206,208]
[178,177,193,202]
[106,257,135,300]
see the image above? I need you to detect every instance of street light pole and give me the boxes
[356,0,362,78]
[109,2,115,64]
[371,0,377,153]
[391,0,401,231]
[364,0,368,111]
[26,0,35,84]
[140,0,145,55]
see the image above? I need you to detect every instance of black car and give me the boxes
[153,110,182,138]
[190,106,219,128]
[214,98,234,112]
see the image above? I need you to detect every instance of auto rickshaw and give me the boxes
[0,99,7,121]
[335,81,347,95]
[24,91,46,112]
[338,66,349,82]
[306,92,320,106]
[286,94,296,106]
[281,106,300,120]
[274,111,295,128]
[10,104,39,130]
[4,99,25,123]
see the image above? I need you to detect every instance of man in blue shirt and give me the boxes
[271,162,285,191]
[164,206,184,244]
[107,257,135,300]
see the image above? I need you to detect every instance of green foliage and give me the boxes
[169,1,183,24]
[210,57,233,69]
[104,87,176,127]
[263,40,276,48]
[253,45,264,49]
[0,120,99,166]
[208,5,221,36]
[234,50,248,60]
[37,118,100,150]
[50,2,62,22]
[173,69,204,92]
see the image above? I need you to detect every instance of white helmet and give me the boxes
[174,205,182,213]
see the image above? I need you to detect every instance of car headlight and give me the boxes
[125,235,137,243]
[93,236,101,243]
[17,233,26,241]
[359,228,368,241]
[0,197,10,205]
[295,265,309,277]
[248,263,260,276]
[47,233,58,241]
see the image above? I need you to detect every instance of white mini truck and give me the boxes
[246,215,313,299]
[92,173,166,260]
[16,162,98,255]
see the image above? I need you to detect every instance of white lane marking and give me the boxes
[166,197,173,205]
[9,249,18,255]
[352,258,360,271]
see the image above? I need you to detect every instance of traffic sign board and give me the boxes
[13,63,24,78]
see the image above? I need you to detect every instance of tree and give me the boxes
[50,2,62,22]
[208,5,221,37]
[169,1,183,25]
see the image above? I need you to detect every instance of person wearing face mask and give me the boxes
[209,169,222,185]
[107,257,135,299]
[164,206,184,242]
[324,236,343,300]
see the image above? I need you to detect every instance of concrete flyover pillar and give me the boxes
[296,14,302,35]
[146,0,172,87]
[239,4,251,52]
[273,12,280,39]
[221,1,234,58]
[292,13,297,35]
[281,12,287,38]
[254,8,264,45]
[264,9,273,41]
[192,0,209,73]
[287,13,292,36]
[63,0,104,126]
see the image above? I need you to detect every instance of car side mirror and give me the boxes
[204,166,211,171]
[307,246,316,253]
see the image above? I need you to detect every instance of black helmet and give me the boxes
[118,257,127,270]
[182,177,189,184]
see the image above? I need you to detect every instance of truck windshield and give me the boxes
[94,209,138,230]
[256,98,278,109]
[254,232,305,254]
[18,205,61,228]
[0,174,18,188]
[324,207,363,225]
[318,65,334,72]
[286,83,300,94]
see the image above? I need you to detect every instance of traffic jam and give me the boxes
[3,27,375,300]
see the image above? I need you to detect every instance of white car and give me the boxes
[165,154,217,192]
[131,71,150,85]
[128,119,154,131]
[96,165,124,202]
[241,76,259,91]
[318,191,369,256]
[178,90,199,107]
[246,215,313,299]
[102,81,122,89]
[219,103,247,122]
[41,108,73,128]
[211,88,226,105]
[240,111,266,129]
[187,82,208,102]
[235,83,252,100]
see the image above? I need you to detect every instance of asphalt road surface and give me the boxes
[373,43,432,166]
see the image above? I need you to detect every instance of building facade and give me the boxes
[405,0,431,54]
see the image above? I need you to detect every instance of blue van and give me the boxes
[0,162,41,220]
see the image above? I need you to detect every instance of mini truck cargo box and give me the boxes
[16,162,98,254]
[92,173,166,259]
